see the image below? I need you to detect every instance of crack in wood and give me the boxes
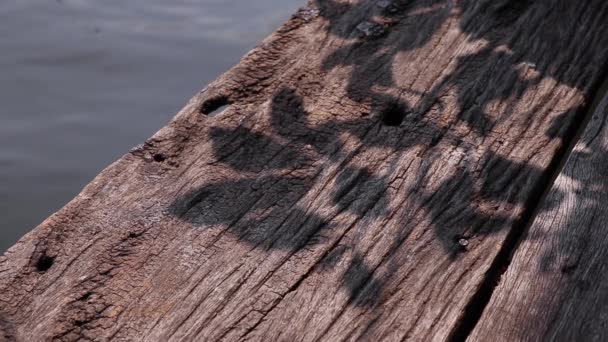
[448,64,608,342]
[3,0,608,340]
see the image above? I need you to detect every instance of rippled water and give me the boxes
[0,0,303,253]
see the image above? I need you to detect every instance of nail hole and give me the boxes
[200,96,231,116]
[153,153,166,162]
[561,264,577,274]
[429,135,441,147]
[78,292,93,301]
[381,103,406,126]
[35,254,55,273]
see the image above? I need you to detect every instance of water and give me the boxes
[0,0,304,253]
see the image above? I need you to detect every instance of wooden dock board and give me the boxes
[1,1,608,341]
[469,88,608,341]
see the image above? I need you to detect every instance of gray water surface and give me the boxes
[0,0,304,253]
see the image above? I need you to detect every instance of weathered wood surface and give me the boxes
[1,0,608,341]
[469,91,608,341]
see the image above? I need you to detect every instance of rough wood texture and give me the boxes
[2,0,608,341]
[469,92,608,341]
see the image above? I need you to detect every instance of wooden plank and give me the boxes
[1,0,608,340]
[469,87,608,340]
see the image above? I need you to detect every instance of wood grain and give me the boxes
[1,0,608,341]
[469,86,608,341]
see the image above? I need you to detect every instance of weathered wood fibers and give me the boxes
[469,90,608,341]
[2,0,608,341]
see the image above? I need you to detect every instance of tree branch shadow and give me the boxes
[168,0,604,309]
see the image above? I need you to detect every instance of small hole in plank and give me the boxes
[36,254,55,272]
[200,96,231,117]
[381,103,406,126]
[78,292,93,301]
[429,135,441,147]
[153,153,166,162]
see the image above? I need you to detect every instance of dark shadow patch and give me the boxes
[210,126,313,173]
[342,253,383,308]
[167,0,608,311]
[168,175,333,251]
[489,0,533,28]
[330,166,391,218]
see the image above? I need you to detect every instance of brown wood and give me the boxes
[469,89,608,341]
[1,0,608,341]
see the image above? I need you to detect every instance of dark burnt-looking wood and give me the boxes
[469,94,608,341]
[1,0,608,341]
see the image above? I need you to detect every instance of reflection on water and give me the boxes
[0,0,303,253]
